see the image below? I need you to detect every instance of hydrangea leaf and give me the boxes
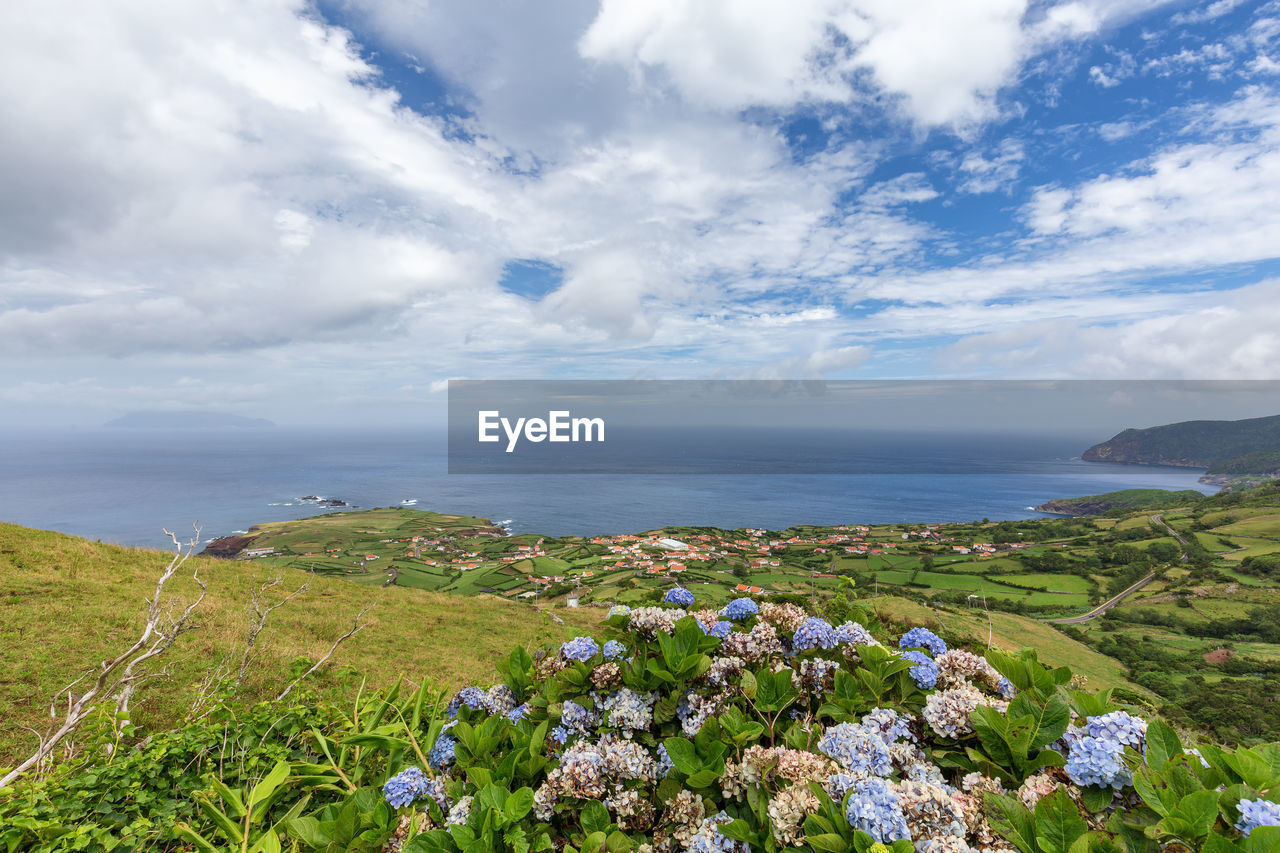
[1034,789,1089,853]
[984,791,1039,853]
[1144,719,1183,770]
[1240,825,1280,853]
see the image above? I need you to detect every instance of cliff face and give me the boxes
[1082,413,1280,470]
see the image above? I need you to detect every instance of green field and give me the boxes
[0,522,604,764]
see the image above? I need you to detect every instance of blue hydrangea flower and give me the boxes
[841,776,911,842]
[818,722,893,776]
[996,676,1017,699]
[1084,711,1147,750]
[721,597,758,620]
[560,636,601,662]
[561,699,597,735]
[608,604,631,617]
[506,703,529,723]
[664,587,695,607]
[427,733,457,771]
[602,639,627,660]
[901,650,939,689]
[861,708,916,744]
[446,686,486,719]
[709,620,732,639]
[1236,799,1280,837]
[656,742,674,777]
[687,811,749,853]
[793,617,838,651]
[383,766,431,809]
[899,627,947,656]
[834,621,876,646]
[1065,734,1130,788]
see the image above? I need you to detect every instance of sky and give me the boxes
[2,0,1279,426]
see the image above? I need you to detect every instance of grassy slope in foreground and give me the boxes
[0,521,1139,762]
[1034,488,1207,516]
[0,522,603,765]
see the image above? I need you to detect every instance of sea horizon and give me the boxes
[0,426,1218,549]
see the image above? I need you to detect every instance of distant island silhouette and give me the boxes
[103,411,275,429]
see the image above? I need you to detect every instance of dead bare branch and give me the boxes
[274,603,375,703]
[236,573,310,687]
[0,523,207,789]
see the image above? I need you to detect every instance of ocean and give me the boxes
[0,427,1218,549]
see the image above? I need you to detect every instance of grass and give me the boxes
[0,523,604,765]
[1212,513,1280,538]
[869,596,1138,692]
[1217,537,1280,561]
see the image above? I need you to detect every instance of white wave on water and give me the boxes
[268,502,294,506]
[495,519,513,528]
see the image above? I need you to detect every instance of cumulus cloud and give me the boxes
[937,278,1280,378]
[0,0,1276,424]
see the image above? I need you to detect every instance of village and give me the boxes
[222,507,1056,612]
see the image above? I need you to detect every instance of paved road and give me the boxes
[1046,571,1157,624]
[1151,513,1191,562]
[1048,513,1188,624]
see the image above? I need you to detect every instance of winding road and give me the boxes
[1046,514,1186,624]
[1045,571,1156,624]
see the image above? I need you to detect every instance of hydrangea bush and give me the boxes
[370,597,1280,853]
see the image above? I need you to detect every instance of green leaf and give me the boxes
[581,801,611,836]
[1069,831,1123,853]
[248,828,281,853]
[605,830,632,853]
[1168,790,1220,840]
[805,833,848,853]
[1133,770,1178,818]
[686,768,722,789]
[1241,826,1280,853]
[1203,835,1242,853]
[1034,790,1088,853]
[248,760,292,812]
[1079,786,1114,814]
[209,779,247,819]
[505,787,535,823]
[1226,749,1279,792]
[284,817,331,848]
[985,792,1040,853]
[663,737,701,776]
[194,794,246,844]
[1144,719,1183,770]
[719,820,754,843]
[172,825,219,853]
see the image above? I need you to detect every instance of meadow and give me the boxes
[0,523,602,766]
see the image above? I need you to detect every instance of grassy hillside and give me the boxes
[0,523,603,765]
[1034,488,1206,516]
[1082,412,1280,469]
[870,595,1140,694]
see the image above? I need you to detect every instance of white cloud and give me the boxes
[0,0,1274,424]
[937,278,1280,378]
[576,0,1122,130]
[957,138,1025,194]
[1172,0,1248,25]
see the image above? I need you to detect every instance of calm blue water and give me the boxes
[0,428,1218,549]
